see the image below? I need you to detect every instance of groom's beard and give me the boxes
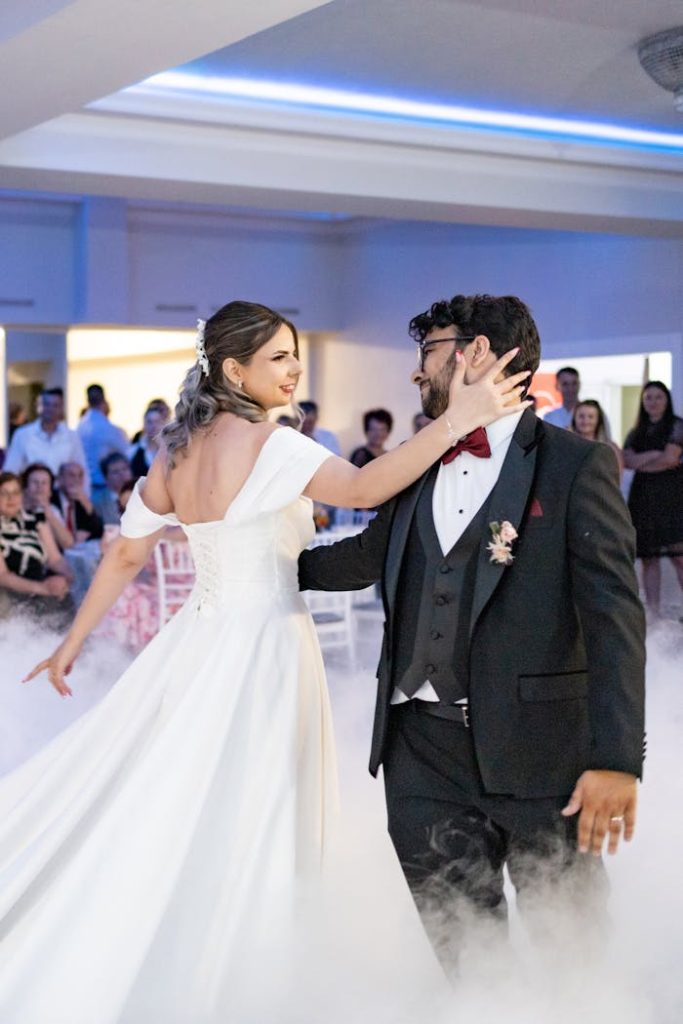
[420,351,458,419]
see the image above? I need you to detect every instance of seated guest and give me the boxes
[93,453,133,525]
[22,463,74,551]
[118,480,136,515]
[128,407,165,479]
[350,408,394,467]
[0,472,74,626]
[53,462,104,543]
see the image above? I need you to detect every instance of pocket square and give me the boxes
[529,497,544,518]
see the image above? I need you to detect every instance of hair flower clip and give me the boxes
[195,319,210,377]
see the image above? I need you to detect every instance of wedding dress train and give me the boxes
[0,428,339,1024]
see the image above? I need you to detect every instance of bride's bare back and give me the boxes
[143,415,278,526]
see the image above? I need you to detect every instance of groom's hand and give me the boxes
[561,770,638,857]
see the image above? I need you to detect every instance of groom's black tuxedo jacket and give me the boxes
[299,410,646,798]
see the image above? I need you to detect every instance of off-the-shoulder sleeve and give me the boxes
[120,478,180,538]
[228,427,335,520]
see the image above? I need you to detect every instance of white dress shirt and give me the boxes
[542,405,573,430]
[391,409,524,705]
[4,421,90,491]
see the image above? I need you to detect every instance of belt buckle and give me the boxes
[462,705,470,728]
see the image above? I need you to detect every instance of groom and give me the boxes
[298,294,645,968]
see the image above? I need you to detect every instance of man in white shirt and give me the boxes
[543,366,580,429]
[299,400,341,456]
[300,294,644,972]
[4,389,90,491]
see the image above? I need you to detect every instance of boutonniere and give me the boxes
[487,520,518,566]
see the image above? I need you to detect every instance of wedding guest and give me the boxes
[571,399,623,476]
[77,384,128,497]
[8,402,28,441]
[299,400,341,456]
[53,462,104,543]
[118,480,136,515]
[22,463,74,551]
[130,398,171,444]
[623,381,683,616]
[4,388,89,488]
[129,407,165,479]
[543,366,580,429]
[350,408,394,467]
[93,453,133,525]
[412,411,431,433]
[0,471,74,625]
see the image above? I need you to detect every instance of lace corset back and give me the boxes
[120,428,333,615]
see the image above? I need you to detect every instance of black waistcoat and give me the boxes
[392,466,492,704]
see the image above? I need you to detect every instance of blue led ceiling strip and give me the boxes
[137,71,683,154]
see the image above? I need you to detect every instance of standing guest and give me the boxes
[8,402,28,441]
[93,453,133,525]
[117,480,136,515]
[77,384,128,497]
[0,471,73,625]
[4,388,89,487]
[571,400,623,477]
[623,381,683,617]
[129,408,166,480]
[412,411,431,434]
[299,400,342,456]
[22,463,74,551]
[130,399,171,444]
[350,408,394,467]
[53,462,104,543]
[543,366,580,429]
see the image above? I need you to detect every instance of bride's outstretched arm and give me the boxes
[305,348,530,510]
[22,529,164,696]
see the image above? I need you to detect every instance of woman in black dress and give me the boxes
[349,407,393,468]
[623,381,683,616]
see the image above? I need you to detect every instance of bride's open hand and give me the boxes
[22,635,82,697]
[447,347,531,430]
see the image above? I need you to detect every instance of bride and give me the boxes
[0,300,528,1023]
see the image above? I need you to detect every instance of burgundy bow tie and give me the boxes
[441,426,492,465]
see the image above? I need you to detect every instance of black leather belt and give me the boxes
[396,699,470,727]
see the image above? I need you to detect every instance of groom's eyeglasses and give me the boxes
[416,336,476,371]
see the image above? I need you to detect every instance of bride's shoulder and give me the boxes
[139,449,174,515]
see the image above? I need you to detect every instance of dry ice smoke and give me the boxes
[0,612,680,1023]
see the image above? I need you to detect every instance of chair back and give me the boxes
[154,537,195,626]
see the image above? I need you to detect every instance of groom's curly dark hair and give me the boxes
[409,294,541,381]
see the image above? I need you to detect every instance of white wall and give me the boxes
[2,198,682,455]
[314,222,683,454]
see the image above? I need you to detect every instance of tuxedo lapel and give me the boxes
[384,466,434,614]
[469,410,541,637]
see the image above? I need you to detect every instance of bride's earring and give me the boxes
[237,380,244,390]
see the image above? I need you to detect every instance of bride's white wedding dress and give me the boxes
[0,428,339,1024]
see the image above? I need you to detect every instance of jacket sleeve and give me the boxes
[567,442,646,777]
[298,499,395,592]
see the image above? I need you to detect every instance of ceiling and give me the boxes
[184,0,683,130]
[0,0,681,236]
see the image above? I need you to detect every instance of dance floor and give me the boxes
[1,611,681,1023]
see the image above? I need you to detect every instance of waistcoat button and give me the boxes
[430,629,442,640]
[435,594,448,606]
[439,564,451,574]
[425,663,437,675]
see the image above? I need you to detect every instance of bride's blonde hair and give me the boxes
[162,300,298,466]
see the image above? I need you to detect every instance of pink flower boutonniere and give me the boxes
[487,520,518,566]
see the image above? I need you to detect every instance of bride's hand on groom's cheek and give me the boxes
[561,769,638,857]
